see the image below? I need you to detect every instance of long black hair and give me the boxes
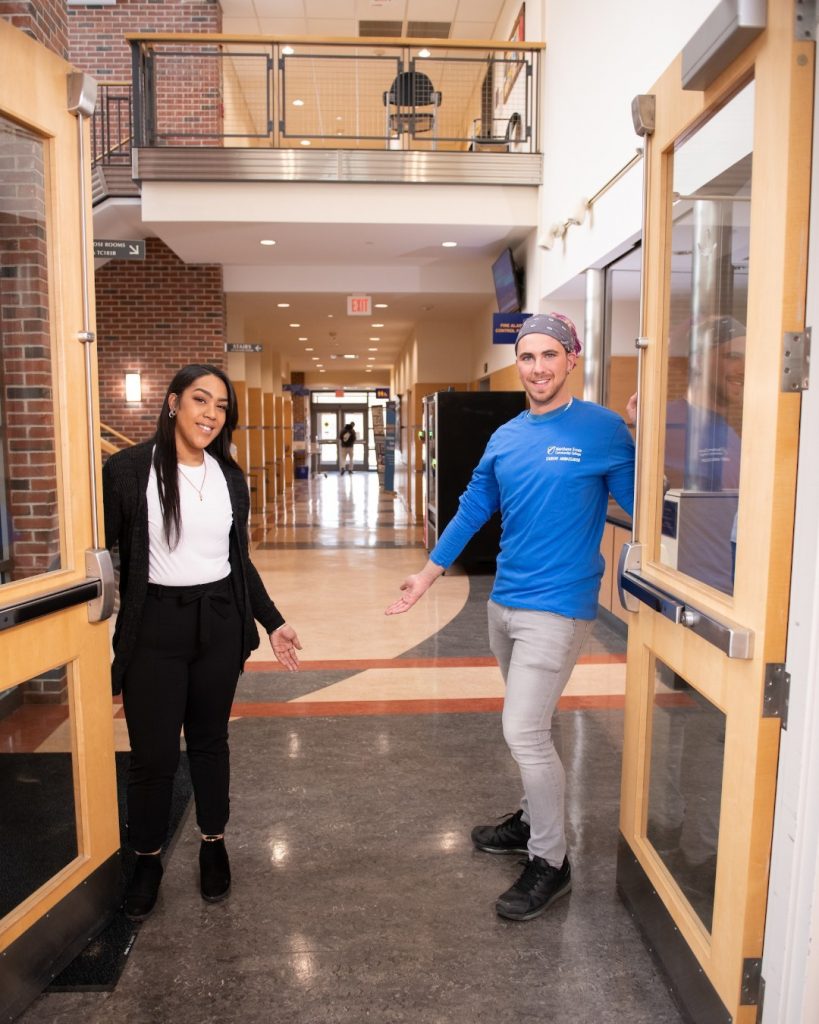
[153,363,239,548]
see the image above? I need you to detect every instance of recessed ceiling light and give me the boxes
[289,323,301,328]
[319,369,326,373]
[300,139,311,146]
[343,354,356,360]
[442,241,457,247]
[311,356,319,360]
[277,302,290,307]
[374,303,388,308]
[369,337,380,341]
[260,239,276,246]
[367,357,376,361]
[368,347,378,351]
[417,48,431,58]
[327,314,334,318]
[282,45,295,55]
[316,364,324,368]
[365,368,373,373]
[371,322,384,328]
[292,99,304,107]
[298,337,307,341]
[304,346,314,351]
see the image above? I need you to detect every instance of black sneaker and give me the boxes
[471,810,530,854]
[200,837,231,902]
[495,855,572,921]
[124,853,163,922]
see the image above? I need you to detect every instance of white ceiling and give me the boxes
[218,0,506,40]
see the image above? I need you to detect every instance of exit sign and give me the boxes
[347,295,372,316]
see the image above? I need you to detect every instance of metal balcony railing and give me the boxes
[92,82,133,165]
[126,34,542,154]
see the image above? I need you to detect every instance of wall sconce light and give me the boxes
[124,371,142,403]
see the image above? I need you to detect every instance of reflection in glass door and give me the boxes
[659,86,751,596]
[0,116,63,585]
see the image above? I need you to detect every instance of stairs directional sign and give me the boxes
[93,239,145,260]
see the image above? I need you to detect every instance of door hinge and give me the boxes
[781,328,810,392]
[763,663,790,728]
[741,957,763,1006]
[795,0,816,41]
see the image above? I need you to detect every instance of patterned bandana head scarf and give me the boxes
[515,313,582,355]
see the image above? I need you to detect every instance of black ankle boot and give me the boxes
[124,853,163,922]
[200,837,231,902]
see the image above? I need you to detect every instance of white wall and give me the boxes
[535,0,718,303]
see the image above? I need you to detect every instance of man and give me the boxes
[385,313,634,921]
[339,421,356,474]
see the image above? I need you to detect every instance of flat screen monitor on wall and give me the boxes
[491,248,523,313]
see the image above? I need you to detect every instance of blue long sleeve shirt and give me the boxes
[430,399,635,620]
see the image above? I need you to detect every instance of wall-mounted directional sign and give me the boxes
[93,239,146,260]
[225,343,263,353]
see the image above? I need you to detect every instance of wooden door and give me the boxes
[616,4,812,1021]
[0,20,119,1018]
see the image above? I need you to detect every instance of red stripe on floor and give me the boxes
[244,652,626,672]
[229,692,644,718]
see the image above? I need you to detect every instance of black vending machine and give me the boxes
[422,390,527,572]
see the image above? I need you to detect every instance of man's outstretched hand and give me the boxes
[385,561,445,615]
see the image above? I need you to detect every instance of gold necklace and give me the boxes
[178,457,207,502]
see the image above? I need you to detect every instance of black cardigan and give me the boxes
[102,440,285,693]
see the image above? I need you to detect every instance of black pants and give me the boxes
[121,576,243,853]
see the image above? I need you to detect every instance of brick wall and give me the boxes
[67,0,221,80]
[0,0,68,59]
[95,238,226,442]
[0,123,61,584]
[68,0,223,145]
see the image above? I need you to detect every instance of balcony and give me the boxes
[104,33,543,193]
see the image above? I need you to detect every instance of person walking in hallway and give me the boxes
[386,314,634,921]
[103,363,302,922]
[339,421,356,473]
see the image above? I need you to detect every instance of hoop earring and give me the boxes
[169,408,177,419]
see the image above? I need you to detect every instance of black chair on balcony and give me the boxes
[470,111,523,152]
[383,71,442,148]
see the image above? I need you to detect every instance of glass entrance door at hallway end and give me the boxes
[0,19,119,1019]
[616,6,812,1023]
[315,407,368,472]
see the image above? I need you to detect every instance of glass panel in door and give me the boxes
[0,665,78,918]
[0,116,62,585]
[646,658,725,932]
[658,82,752,596]
[346,411,366,468]
[317,411,338,468]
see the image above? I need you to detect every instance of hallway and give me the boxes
[17,471,684,1024]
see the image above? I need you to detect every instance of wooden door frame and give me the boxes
[617,3,813,1021]
[0,19,119,1018]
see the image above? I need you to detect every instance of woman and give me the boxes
[103,364,301,921]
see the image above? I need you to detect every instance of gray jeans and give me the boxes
[487,600,591,866]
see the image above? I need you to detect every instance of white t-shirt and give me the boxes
[147,450,233,585]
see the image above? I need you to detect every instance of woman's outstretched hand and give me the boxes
[269,623,302,671]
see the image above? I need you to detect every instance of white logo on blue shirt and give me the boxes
[546,445,582,463]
